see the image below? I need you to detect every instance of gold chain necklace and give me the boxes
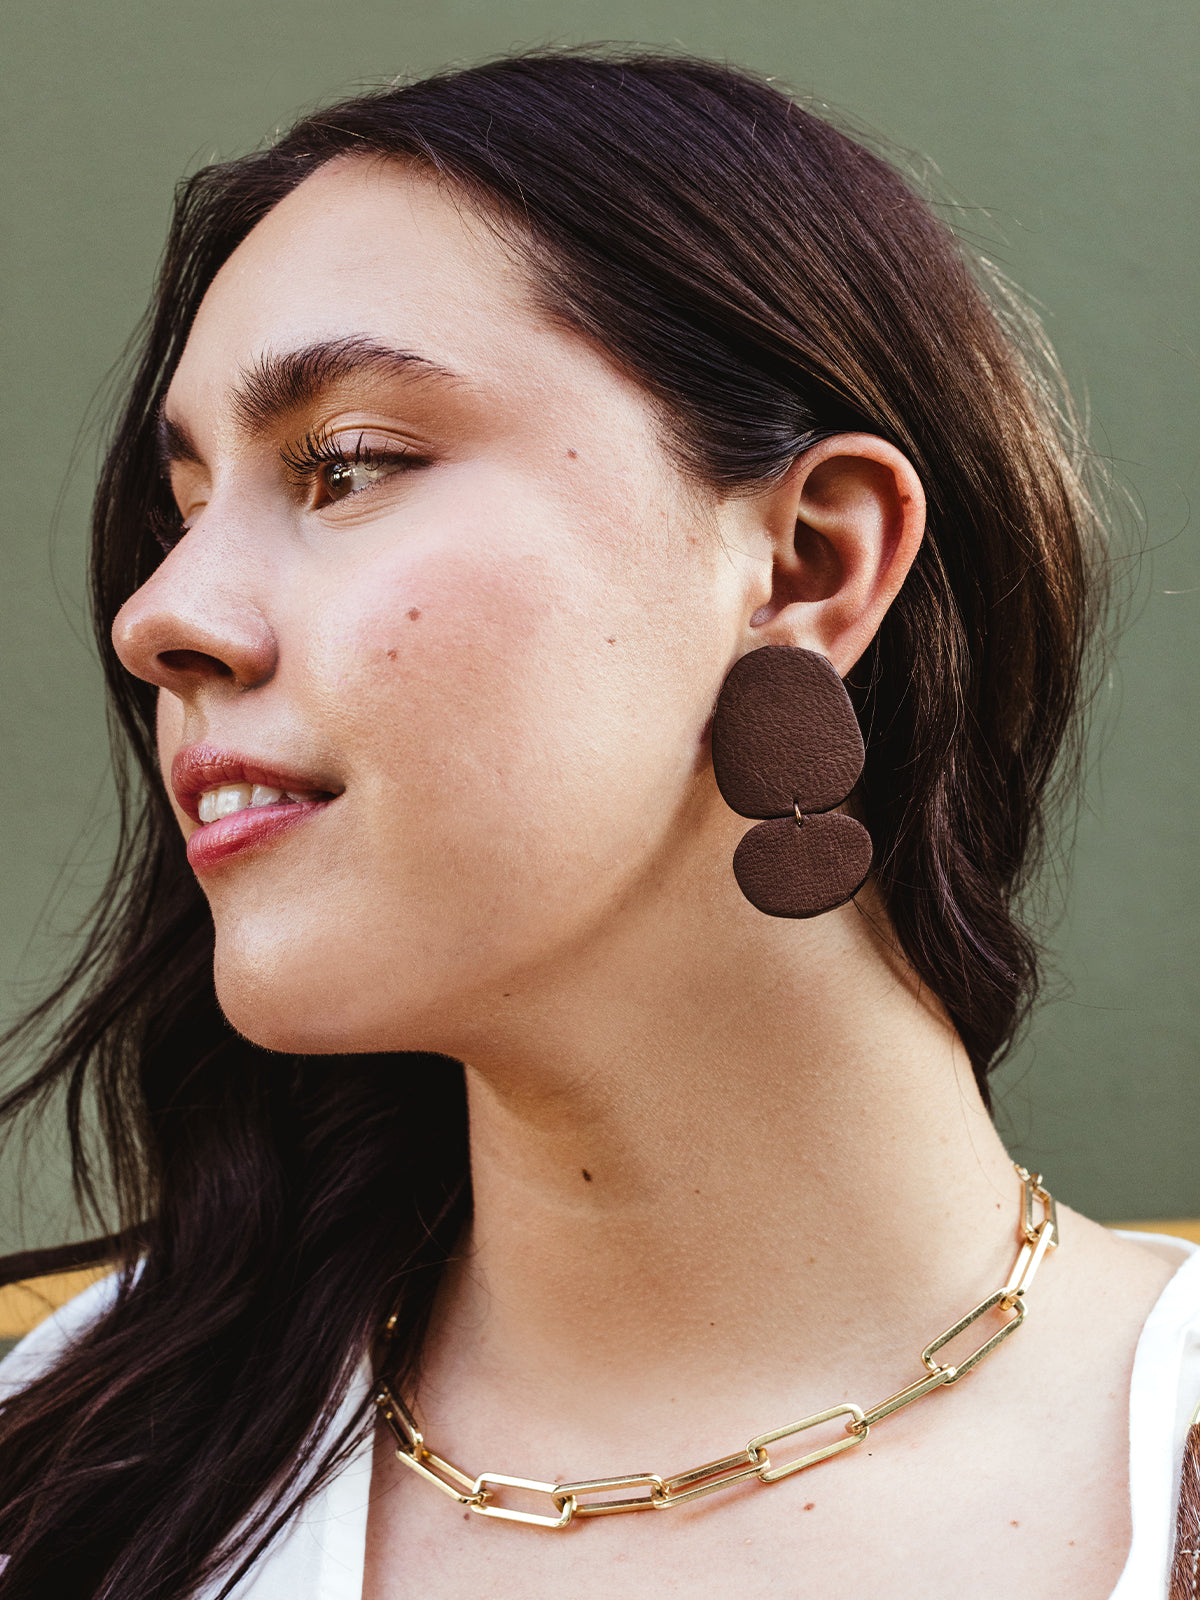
[374,1163,1057,1529]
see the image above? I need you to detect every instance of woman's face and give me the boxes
[113,160,755,1055]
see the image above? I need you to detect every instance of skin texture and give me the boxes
[113,161,1179,1598]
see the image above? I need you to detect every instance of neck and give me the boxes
[416,885,1020,1463]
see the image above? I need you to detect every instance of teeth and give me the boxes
[198,784,252,823]
[195,781,328,823]
[197,783,284,824]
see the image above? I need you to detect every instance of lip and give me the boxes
[185,801,328,872]
[171,744,342,874]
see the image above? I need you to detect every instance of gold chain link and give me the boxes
[374,1163,1057,1529]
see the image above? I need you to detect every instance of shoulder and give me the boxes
[1114,1231,1200,1319]
[1104,1235,1200,1597]
[0,1270,123,1400]
[1115,1227,1200,1274]
[1119,1233,1200,1411]
[1104,1229,1200,1392]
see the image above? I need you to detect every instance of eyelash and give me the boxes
[151,427,423,553]
[280,425,420,498]
[149,503,188,554]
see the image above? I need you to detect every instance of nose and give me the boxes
[111,527,278,696]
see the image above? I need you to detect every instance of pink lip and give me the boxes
[171,744,341,874]
[185,800,326,873]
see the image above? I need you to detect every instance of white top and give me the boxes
[3,1231,1200,1598]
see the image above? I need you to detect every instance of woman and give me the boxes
[0,47,1196,1600]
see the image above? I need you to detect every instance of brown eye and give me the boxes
[323,457,395,501]
[282,427,423,506]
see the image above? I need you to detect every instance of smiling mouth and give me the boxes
[172,747,342,873]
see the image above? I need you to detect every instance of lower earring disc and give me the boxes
[732,812,872,919]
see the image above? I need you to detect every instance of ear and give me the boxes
[736,434,925,676]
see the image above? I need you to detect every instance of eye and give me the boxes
[282,426,424,509]
[323,455,399,502]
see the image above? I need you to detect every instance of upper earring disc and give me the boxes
[711,646,865,819]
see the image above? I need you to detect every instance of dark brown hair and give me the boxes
[0,48,1101,1599]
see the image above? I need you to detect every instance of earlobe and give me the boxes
[748,433,926,675]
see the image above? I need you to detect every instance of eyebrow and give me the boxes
[156,336,461,470]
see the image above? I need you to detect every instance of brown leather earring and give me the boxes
[711,646,872,918]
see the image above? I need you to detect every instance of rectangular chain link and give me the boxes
[749,1403,867,1483]
[656,1448,765,1507]
[554,1473,665,1516]
[856,1367,955,1429]
[469,1473,576,1528]
[921,1287,1026,1383]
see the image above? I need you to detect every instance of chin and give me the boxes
[210,937,424,1057]
[215,982,353,1055]
[217,1001,346,1056]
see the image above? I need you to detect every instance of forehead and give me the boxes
[167,159,569,413]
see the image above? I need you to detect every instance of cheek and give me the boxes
[316,536,694,885]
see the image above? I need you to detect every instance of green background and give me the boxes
[1,0,1196,1246]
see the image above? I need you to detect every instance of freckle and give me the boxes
[567,448,578,458]
[1010,1519,1019,1527]
[582,1169,592,1182]
[386,649,397,661]
[407,607,421,621]
[606,637,616,644]
[804,1502,815,1511]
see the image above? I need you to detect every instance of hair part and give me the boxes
[0,47,1103,1598]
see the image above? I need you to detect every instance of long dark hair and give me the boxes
[0,48,1101,1598]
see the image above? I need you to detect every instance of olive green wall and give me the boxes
[1,0,1196,1245]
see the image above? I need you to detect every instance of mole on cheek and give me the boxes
[567,449,578,459]
[407,607,421,621]
[386,649,398,661]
